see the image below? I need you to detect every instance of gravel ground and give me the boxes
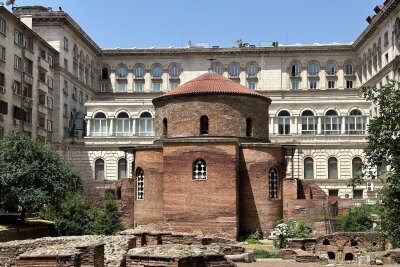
[236,259,399,267]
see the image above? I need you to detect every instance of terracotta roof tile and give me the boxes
[153,72,270,102]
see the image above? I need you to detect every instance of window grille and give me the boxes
[269,168,278,199]
[193,159,207,180]
[137,168,144,200]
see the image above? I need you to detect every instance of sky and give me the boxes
[6,0,383,48]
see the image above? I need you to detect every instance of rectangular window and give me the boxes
[73,87,78,100]
[118,83,126,92]
[47,120,53,132]
[100,83,108,92]
[14,30,23,46]
[384,31,389,46]
[135,83,144,92]
[309,80,318,89]
[385,53,389,64]
[63,37,69,50]
[63,104,68,117]
[47,76,53,89]
[329,189,339,197]
[152,83,161,92]
[291,81,300,90]
[14,55,23,71]
[346,80,353,89]
[64,58,68,70]
[353,189,363,199]
[24,60,33,75]
[24,37,33,51]
[0,100,8,114]
[47,97,53,109]
[79,91,83,103]
[0,18,6,34]
[0,45,5,61]
[0,72,5,87]
[48,55,53,67]
[328,80,336,89]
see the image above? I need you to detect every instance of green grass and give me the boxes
[242,240,281,259]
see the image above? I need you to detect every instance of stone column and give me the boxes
[341,116,346,134]
[86,119,91,136]
[109,118,114,136]
[317,117,322,134]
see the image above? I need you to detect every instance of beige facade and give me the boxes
[3,1,400,201]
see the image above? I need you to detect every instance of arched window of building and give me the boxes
[92,112,108,136]
[247,64,257,77]
[304,157,314,179]
[229,63,239,78]
[138,112,154,136]
[136,168,144,200]
[213,63,223,75]
[326,63,336,75]
[291,63,300,77]
[115,112,131,136]
[269,167,279,199]
[328,157,338,179]
[278,110,291,135]
[170,65,180,78]
[101,67,109,80]
[352,157,363,179]
[345,64,353,75]
[162,118,168,137]
[324,110,340,135]
[193,159,207,180]
[246,118,252,137]
[308,63,318,76]
[152,65,162,78]
[73,44,78,59]
[135,66,145,79]
[301,110,316,135]
[117,65,127,78]
[118,158,127,180]
[200,115,209,135]
[347,109,365,134]
[95,158,105,180]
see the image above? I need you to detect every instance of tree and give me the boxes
[0,131,79,222]
[352,81,400,247]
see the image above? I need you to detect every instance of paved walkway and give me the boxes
[237,259,398,267]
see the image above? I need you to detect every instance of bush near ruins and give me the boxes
[337,204,375,232]
[271,219,312,248]
[0,131,79,221]
[40,193,124,235]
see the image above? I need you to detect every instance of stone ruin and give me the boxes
[0,229,252,267]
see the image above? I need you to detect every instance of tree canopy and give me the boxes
[0,131,79,221]
[356,81,400,247]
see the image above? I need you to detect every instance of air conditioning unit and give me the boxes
[367,182,374,192]
[0,86,5,94]
[74,129,82,140]
[12,83,19,93]
[344,193,351,199]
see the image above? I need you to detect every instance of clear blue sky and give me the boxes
[7,0,383,48]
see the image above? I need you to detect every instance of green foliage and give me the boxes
[393,256,400,264]
[336,204,374,232]
[0,131,79,220]
[40,193,123,236]
[244,238,259,244]
[356,81,400,247]
[283,219,312,238]
[247,229,261,240]
[253,249,281,259]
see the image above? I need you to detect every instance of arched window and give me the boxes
[326,63,336,75]
[328,157,338,179]
[95,159,105,180]
[213,63,223,75]
[73,44,78,59]
[304,157,314,179]
[229,63,239,77]
[136,168,144,200]
[291,64,300,77]
[301,110,316,135]
[346,109,365,134]
[345,64,353,75]
[152,66,162,78]
[162,118,168,137]
[135,66,145,79]
[269,167,279,199]
[352,157,363,179]
[101,68,109,80]
[200,115,209,135]
[92,112,108,136]
[308,63,318,76]
[278,110,291,135]
[115,112,131,136]
[118,158,127,180]
[246,118,252,137]
[138,112,154,136]
[247,64,257,77]
[193,159,207,180]
[170,66,180,78]
[117,66,127,78]
[324,110,340,135]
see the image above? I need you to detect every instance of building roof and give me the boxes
[153,72,271,103]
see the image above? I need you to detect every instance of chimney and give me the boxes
[19,15,33,29]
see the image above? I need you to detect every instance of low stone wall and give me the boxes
[17,254,81,267]
[287,238,316,253]
[0,224,53,242]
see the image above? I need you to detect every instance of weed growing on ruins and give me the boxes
[271,219,312,248]
[336,204,375,232]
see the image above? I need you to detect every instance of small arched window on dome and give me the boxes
[246,118,253,137]
[268,167,279,199]
[136,168,144,200]
[162,118,168,137]
[200,115,209,135]
[193,159,207,180]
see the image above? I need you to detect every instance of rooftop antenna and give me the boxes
[206,55,216,72]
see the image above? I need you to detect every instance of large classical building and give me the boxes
[1,1,399,207]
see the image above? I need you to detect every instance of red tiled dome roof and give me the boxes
[153,72,270,102]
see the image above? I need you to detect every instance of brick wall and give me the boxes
[239,146,285,236]
[75,244,104,267]
[17,254,81,267]
[121,178,135,228]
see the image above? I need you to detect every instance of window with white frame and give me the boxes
[291,81,300,90]
[352,157,363,179]
[346,109,365,134]
[100,83,108,92]
[118,83,126,92]
[323,110,340,135]
[135,66,145,79]
[346,80,353,89]
[115,112,131,136]
[47,76,53,89]
[0,45,5,61]
[301,110,317,135]
[14,30,23,46]
[308,63,318,76]
[152,82,161,92]
[193,159,207,180]
[135,83,144,92]
[247,64,257,77]
[136,168,144,200]
[328,80,336,89]
[118,158,127,180]
[47,120,53,132]
[278,110,291,135]
[229,63,239,77]
[0,18,6,34]
[95,159,105,180]
[117,66,127,78]
[291,64,300,77]
[14,55,23,71]
[63,37,69,50]
[48,55,53,67]
[152,66,162,78]
[170,66,180,78]
[268,167,279,199]
[138,112,154,136]
[47,97,53,109]
[326,63,336,75]
[328,157,338,179]
[304,157,314,179]
[92,112,108,136]
[309,80,318,89]
[213,64,223,75]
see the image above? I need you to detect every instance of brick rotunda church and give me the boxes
[121,72,289,239]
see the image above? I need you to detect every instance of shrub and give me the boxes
[271,219,312,248]
[244,238,259,244]
[337,204,374,232]
[253,249,281,259]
